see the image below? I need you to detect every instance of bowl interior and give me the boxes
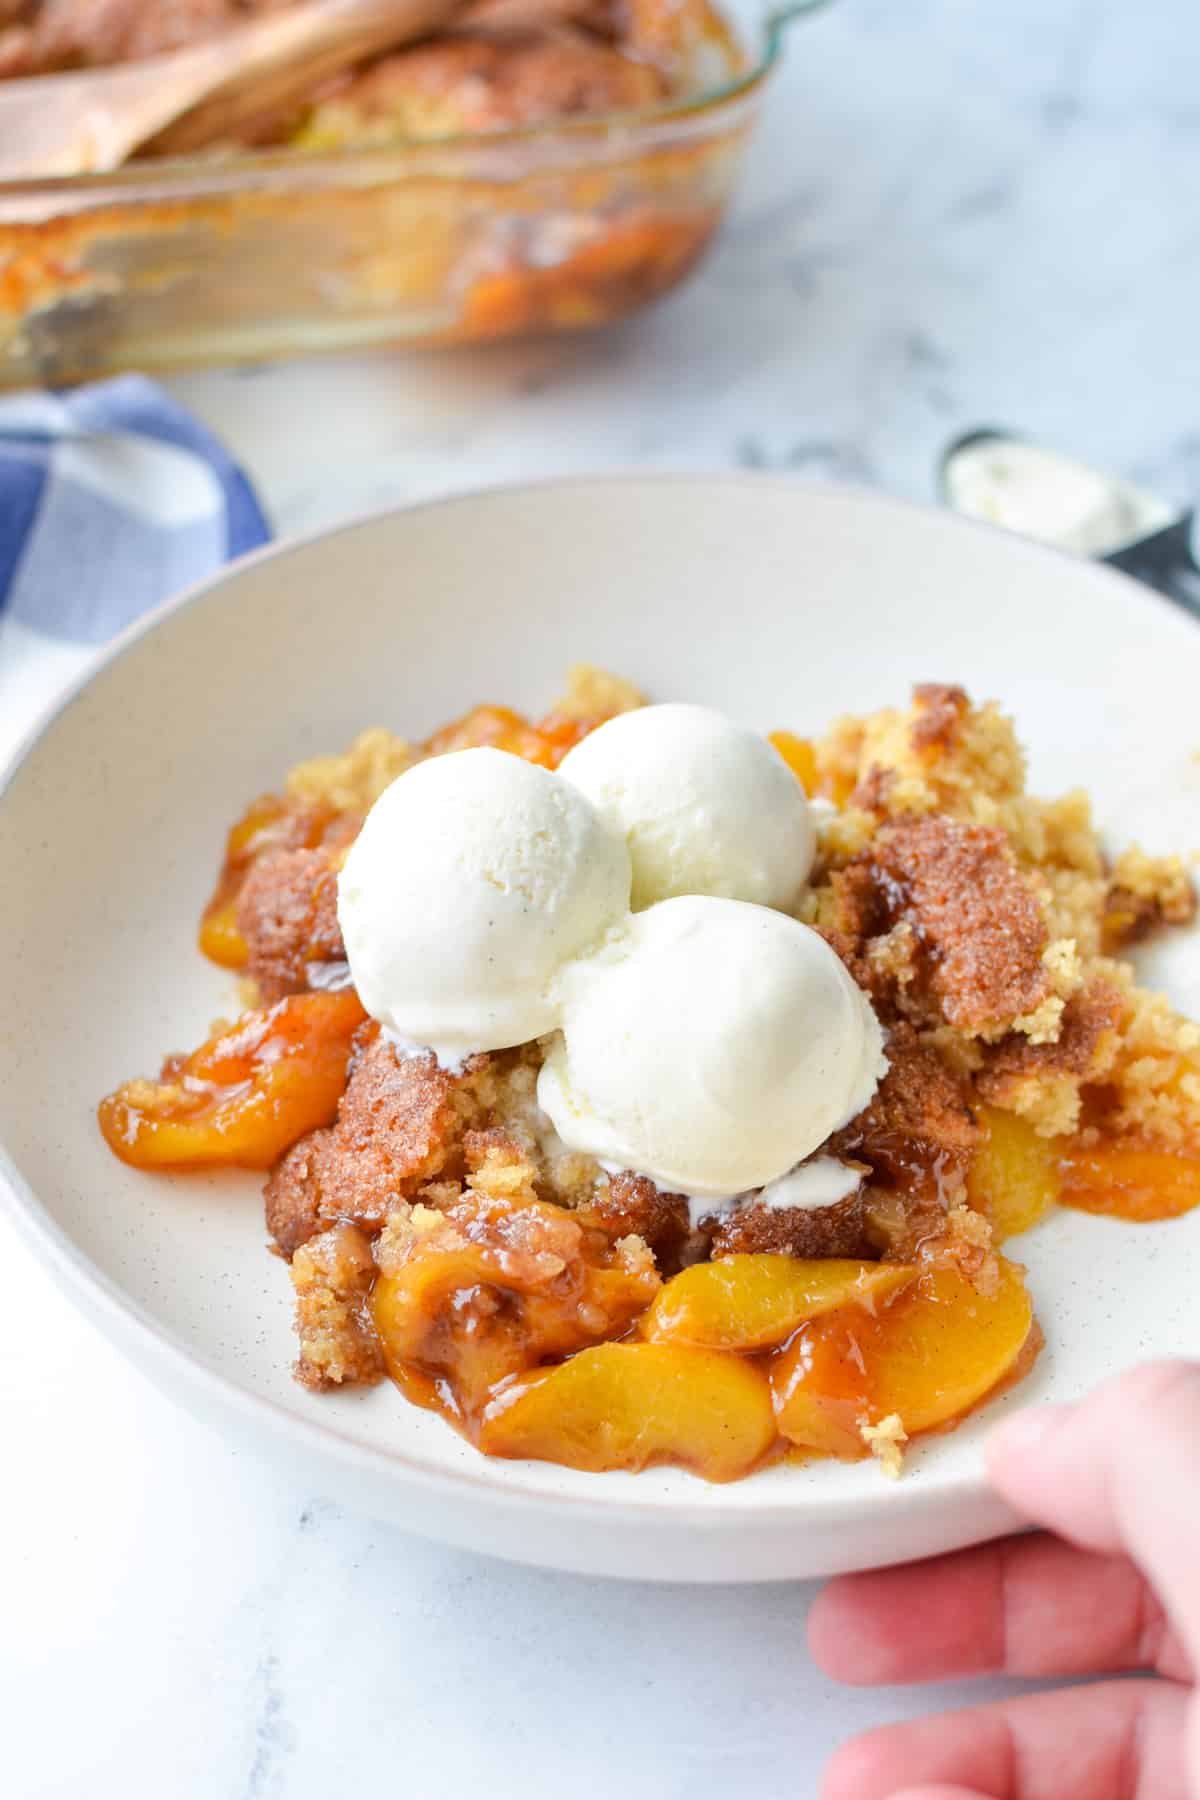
[1,476,1197,1565]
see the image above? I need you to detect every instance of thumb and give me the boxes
[987,1360,1200,1676]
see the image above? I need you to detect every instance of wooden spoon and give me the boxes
[0,0,464,182]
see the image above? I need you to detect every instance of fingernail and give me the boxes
[989,1401,1070,1462]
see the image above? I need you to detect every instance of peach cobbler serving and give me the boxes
[99,669,1200,1482]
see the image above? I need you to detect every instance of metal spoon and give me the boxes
[0,0,462,182]
[938,427,1199,620]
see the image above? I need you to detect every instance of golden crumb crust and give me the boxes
[805,683,1199,1145]
[292,1222,385,1390]
[285,728,418,815]
[553,663,647,721]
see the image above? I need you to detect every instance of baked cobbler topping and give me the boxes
[98,666,1200,1482]
[0,0,736,149]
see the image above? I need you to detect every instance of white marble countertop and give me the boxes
[3,1,1198,1794]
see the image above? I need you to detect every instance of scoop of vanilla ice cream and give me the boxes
[537,895,886,1198]
[557,704,815,912]
[338,747,630,1060]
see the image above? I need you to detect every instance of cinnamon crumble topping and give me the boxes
[708,1189,872,1261]
[238,847,345,1004]
[96,670,1200,1484]
[868,814,1053,1034]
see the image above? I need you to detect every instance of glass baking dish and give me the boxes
[0,0,826,387]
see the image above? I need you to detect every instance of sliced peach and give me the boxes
[372,1196,661,1417]
[768,731,819,796]
[771,1258,1035,1460]
[643,1254,915,1352]
[374,1270,536,1417]
[968,1103,1061,1240]
[531,709,618,767]
[423,702,610,771]
[1060,1142,1200,1222]
[479,1342,778,1482]
[425,703,551,763]
[98,989,366,1171]
[197,895,251,969]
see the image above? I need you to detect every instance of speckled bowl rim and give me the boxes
[0,472,1195,1566]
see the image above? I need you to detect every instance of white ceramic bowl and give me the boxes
[1,475,1197,1583]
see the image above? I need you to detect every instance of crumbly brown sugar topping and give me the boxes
[856,813,1052,1034]
[909,682,971,752]
[96,671,1200,1480]
[238,846,345,1005]
[804,681,1197,1143]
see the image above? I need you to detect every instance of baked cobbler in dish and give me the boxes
[0,0,734,148]
[99,668,1199,1482]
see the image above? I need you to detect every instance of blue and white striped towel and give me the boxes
[0,375,271,645]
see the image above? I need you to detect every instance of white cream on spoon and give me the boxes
[942,433,1174,557]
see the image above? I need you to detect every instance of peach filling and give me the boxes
[1059,1142,1200,1222]
[643,1254,916,1352]
[98,674,1199,1483]
[770,1259,1035,1461]
[98,990,366,1170]
[97,1004,1197,1478]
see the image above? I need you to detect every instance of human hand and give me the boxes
[809,1361,1200,1799]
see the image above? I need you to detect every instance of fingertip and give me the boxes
[811,1553,1006,1687]
[986,1400,1069,1477]
[808,1568,926,1685]
[820,1729,903,1800]
[892,1789,988,1799]
[807,1578,867,1683]
[987,1360,1200,1521]
[821,1729,986,1800]
[988,1362,1200,1484]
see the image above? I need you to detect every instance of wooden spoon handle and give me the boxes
[0,61,179,180]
